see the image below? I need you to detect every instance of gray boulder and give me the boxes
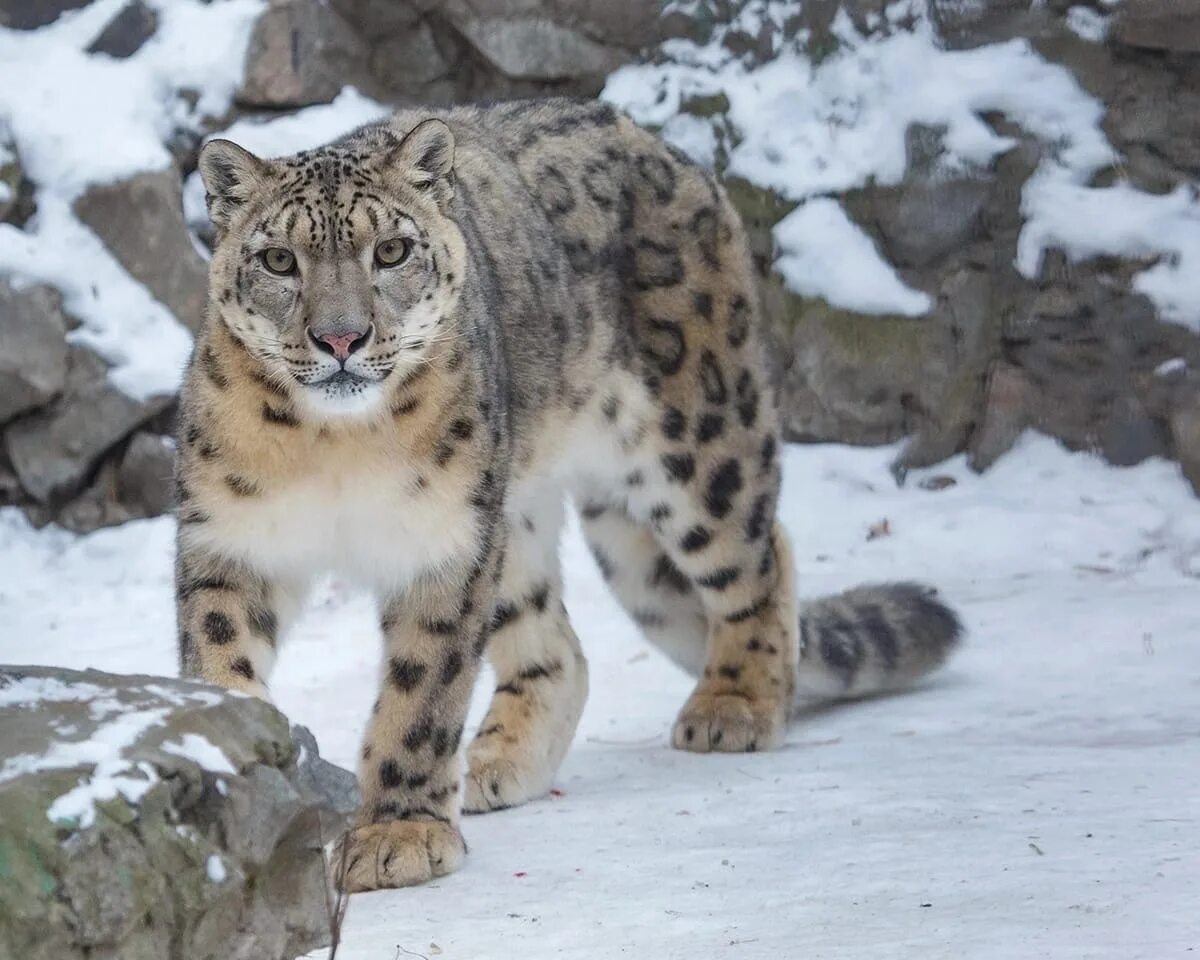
[452,15,627,82]
[867,126,992,270]
[1112,0,1200,54]
[0,0,89,30]
[73,168,210,334]
[116,430,176,518]
[0,281,69,425]
[4,345,170,504]
[86,0,159,59]
[33,430,176,534]
[237,0,369,108]
[238,0,661,106]
[0,665,359,960]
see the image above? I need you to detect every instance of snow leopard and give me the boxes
[175,98,963,892]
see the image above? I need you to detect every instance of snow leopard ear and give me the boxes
[394,119,455,184]
[198,139,272,233]
[388,119,455,208]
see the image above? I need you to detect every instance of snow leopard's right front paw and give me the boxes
[333,820,466,892]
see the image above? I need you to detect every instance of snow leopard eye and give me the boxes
[260,248,296,276]
[374,238,411,268]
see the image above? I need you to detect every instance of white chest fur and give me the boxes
[186,455,480,595]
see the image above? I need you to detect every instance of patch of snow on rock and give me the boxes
[161,733,238,775]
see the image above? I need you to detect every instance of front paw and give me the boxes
[333,820,466,892]
[671,689,787,753]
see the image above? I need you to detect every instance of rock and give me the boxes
[1112,0,1200,54]
[0,665,357,960]
[868,170,988,270]
[116,431,176,518]
[1100,395,1170,466]
[0,127,20,223]
[927,0,1040,49]
[86,0,158,59]
[4,345,170,504]
[548,0,665,53]
[46,458,138,533]
[0,281,69,425]
[870,126,993,269]
[1104,58,1200,177]
[368,16,455,98]
[328,0,424,33]
[444,0,663,57]
[892,266,997,478]
[780,298,936,446]
[42,431,176,534]
[452,16,627,82]
[0,450,22,506]
[237,0,368,109]
[1171,392,1200,495]
[0,0,89,30]
[73,168,210,333]
[969,361,1038,472]
[289,724,360,824]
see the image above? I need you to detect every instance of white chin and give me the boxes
[301,377,386,420]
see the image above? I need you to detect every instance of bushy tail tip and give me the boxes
[796,581,963,701]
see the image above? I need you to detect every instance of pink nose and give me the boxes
[312,328,368,361]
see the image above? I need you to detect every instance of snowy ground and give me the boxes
[3,435,1198,959]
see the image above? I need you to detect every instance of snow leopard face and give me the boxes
[197,120,466,420]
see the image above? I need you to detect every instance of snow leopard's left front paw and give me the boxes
[334,820,466,892]
[671,688,788,753]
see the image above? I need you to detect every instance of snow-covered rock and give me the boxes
[604,0,1200,490]
[0,665,358,960]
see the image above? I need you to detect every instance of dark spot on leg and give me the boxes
[649,554,692,594]
[389,656,427,693]
[440,650,464,684]
[696,413,725,444]
[680,526,712,552]
[203,611,235,645]
[662,407,686,440]
[705,459,743,519]
[662,452,696,484]
[380,759,404,789]
[698,350,728,404]
[745,494,770,541]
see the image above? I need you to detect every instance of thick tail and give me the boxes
[795,582,963,701]
[578,503,963,703]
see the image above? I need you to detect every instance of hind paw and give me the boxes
[671,690,787,753]
[462,733,560,813]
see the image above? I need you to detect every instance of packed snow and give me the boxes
[773,199,931,316]
[603,0,1200,330]
[3,435,1198,957]
[206,854,228,883]
[160,733,238,775]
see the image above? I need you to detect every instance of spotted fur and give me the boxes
[175,99,963,893]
